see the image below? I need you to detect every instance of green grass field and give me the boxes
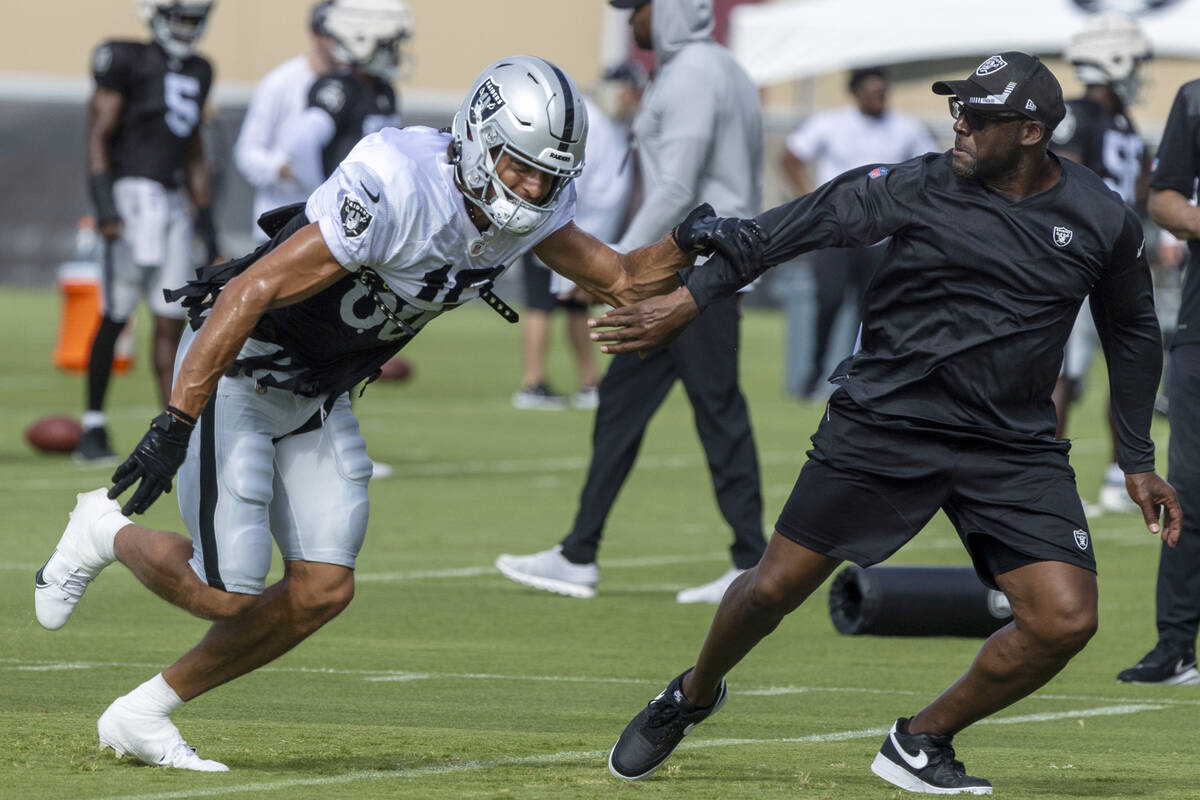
[1,287,1196,800]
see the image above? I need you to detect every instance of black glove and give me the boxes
[109,409,196,515]
[672,203,770,282]
[194,206,220,265]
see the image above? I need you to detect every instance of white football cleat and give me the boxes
[676,567,748,604]
[35,489,125,630]
[495,546,598,598]
[98,695,228,772]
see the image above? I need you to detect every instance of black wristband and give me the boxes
[165,405,197,427]
[87,172,118,225]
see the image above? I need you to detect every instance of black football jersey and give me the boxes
[307,71,399,179]
[1050,98,1143,206]
[91,40,213,188]
[684,153,1161,471]
[1150,79,1200,346]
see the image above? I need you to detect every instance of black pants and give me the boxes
[1156,344,1200,647]
[807,245,884,394]
[559,294,765,569]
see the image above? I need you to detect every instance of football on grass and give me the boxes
[378,356,413,382]
[25,415,82,454]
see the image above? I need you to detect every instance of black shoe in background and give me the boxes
[608,670,727,781]
[73,426,116,464]
[1117,642,1200,685]
[871,717,992,795]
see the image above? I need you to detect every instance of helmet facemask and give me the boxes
[139,0,214,59]
[324,0,413,81]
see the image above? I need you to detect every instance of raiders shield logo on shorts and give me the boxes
[340,196,373,239]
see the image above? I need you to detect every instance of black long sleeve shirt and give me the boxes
[685,152,1160,471]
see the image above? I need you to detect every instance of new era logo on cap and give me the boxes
[931,51,1065,129]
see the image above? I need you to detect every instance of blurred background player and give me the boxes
[1050,13,1153,514]
[496,0,767,604]
[281,0,412,196]
[780,66,934,399]
[511,63,643,410]
[234,1,336,243]
[1116,74,1200,686]
[76,0,220,463]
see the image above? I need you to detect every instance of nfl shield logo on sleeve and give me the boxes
[1052,226,1073,247]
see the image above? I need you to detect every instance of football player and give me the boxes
[78,0,220,463]
[1050,12,1153,514]
[281,0,412,193]
[33,56,766,770]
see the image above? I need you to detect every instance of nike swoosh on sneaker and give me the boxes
[890,730,929,770]
[34,563,50,589]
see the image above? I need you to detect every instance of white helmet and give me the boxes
[1065,13,1152,104]
[323,0,413,81]
[452,56,588,236]
[135,0,214,60]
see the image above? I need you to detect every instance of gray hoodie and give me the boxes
[616,0,763,251]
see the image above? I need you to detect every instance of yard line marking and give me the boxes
[6,656,1200,708]
[82,704,1162,800]
[356,552,726,582]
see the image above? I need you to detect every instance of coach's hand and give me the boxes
[1125,471,1182,547]
[672,203,769,282]
[108,408,196,515]
[589,285,700,355]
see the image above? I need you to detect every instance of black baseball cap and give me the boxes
[609,0,650,8]
[932,51,1065,129]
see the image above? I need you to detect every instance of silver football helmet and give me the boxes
[1065,13,1152,105]
[452,56,588,236]
[323,0,413,81]
[135,0,214,60]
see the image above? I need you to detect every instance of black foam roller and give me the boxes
[828,565,1013,637]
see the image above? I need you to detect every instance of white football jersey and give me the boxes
[306,126,576,313]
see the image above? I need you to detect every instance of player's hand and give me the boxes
[672,203,769,282]
[589,286,700,355]
[108,410,195,515]
[98,218,123,241]
[1125,471,1182,547]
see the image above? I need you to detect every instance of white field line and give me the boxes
[5,656,1200,710]
[356,552,726,582]
[81,704,1163,800]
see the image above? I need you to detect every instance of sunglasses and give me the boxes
[948,97,1027,130]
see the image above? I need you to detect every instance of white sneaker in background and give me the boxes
[571,385,599,410]
[98,695,228,772]
[35,488,126,630]
[675,567,748,604]
[494,545,598,598]
[1099,463,1138,514]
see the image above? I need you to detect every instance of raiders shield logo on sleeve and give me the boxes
[340,195,373,238]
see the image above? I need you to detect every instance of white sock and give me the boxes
[91,504,132,564]
[1105,463,1124,484]
[81,411,107,430]
[126,673,184,715]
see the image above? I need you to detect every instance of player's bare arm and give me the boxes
[532,221,687,308]
[86,87,124,240]
[1149,188,1200,241]
[169,223,345,419]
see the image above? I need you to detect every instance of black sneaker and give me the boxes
[871,717,992,795]
[607,670,727,781]
[73,426,116,464]
[1117,642,1200,685]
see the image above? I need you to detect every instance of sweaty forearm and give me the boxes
[169,277,269,417]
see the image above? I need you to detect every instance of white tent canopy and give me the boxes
[729,0,1200,85]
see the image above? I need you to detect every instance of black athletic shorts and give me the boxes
[521,253,587,312]
[775,391,1096,589]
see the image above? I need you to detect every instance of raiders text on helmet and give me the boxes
[1065,12,1152,104]
[323,0,413,81]
[136,0,214,60]
[452,56,588,235]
